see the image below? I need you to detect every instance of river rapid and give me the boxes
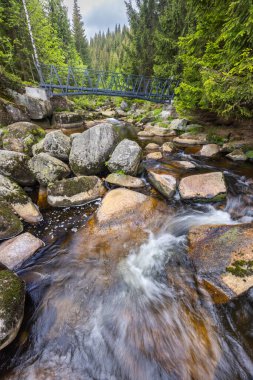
[0,128,253,380]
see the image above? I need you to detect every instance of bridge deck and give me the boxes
[38,64,178,103]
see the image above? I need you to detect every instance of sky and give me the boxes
[64,0,129,40]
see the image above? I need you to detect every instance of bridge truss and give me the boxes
[38,64,178,103]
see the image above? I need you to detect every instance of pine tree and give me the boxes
[72,0,90,66]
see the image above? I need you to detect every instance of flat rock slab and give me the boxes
[199,144,220,157]
[188,223,253,295]
[146,152,163,160]
[105,173,145,188]
[173,136,207,146]
[172,161,196,169]
[47,176,106,207]
[0,232,44,270]
[179,172,226,201]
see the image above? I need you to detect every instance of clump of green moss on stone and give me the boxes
[226,260,253,277]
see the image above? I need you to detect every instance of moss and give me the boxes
[226,260,253,277]
[115,169,126,175]
[245,150,253,159]
[207,130,226,145]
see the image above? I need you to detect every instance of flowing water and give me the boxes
[0,130,253,380]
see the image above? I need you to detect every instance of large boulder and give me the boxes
[0,99,29,126]
[71,188,170,260]
[0,175,42,223]
[28,153,71,186]
[148,170,177,199]
[0,150,35,186]
[105,173,145,188]
[0,266,25,350]
[0,203,23,240]
[2,122,46,156]
[0,232,44,270]
[69,123,118,175]
[107,139,142,176]
[10,90,52,120]
[47,176,106,207]
[199,144,220,158]
[188,223,253,296]
[179,172,227,201]
[52,111,86,128]
[42,131,71,161]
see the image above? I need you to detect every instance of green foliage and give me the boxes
[72,0,90,66]
[245,150,253,159]
[207,131,226,145]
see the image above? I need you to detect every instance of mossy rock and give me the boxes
[0,150,35,186]
[0,266,25,350]
[2,122,46,156]
[0,202,23,240]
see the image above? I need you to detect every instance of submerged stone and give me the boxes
[47,176,106,207]
[0,266,25,350]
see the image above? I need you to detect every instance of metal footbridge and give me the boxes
[38,64,178,103]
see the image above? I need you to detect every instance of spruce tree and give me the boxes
[72,0,90,67]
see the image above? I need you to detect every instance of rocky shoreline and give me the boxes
[0,93,253,351]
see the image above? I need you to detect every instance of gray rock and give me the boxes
[29,153,71,186]
[0,232,44,269]
[107,139,142,176]
[52,111,86,127]
[69,123,118,175]
[2,122,46,156]
[226,149,247,162]
[0,150,35,186]
[105,173,145,188]
[70,133,81,143]
[0,203,23,240]
[160,110,171,120]
[32,139,44,156]
[0,175,42,223]
[120,101,129,111]
[0,266,25,350]
[43,131,71,161]
[148,170,177,199]
[47,176,106,207]
[170,118,188,131]
[10,91,52,120]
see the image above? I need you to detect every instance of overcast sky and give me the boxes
[64,0,129,40]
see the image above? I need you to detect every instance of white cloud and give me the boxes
[64,0,128,39]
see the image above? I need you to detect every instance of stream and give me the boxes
[0,125,252,380]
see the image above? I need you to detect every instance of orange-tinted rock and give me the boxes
[188,223,253,295]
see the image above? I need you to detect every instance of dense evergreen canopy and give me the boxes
[0,0,252,118]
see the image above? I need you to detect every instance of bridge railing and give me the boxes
[38,64,178,103]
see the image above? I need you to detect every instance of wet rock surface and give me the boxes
[188,223,253,295]
[0,232,44,270]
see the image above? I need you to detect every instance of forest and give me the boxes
[0,0,252,119]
